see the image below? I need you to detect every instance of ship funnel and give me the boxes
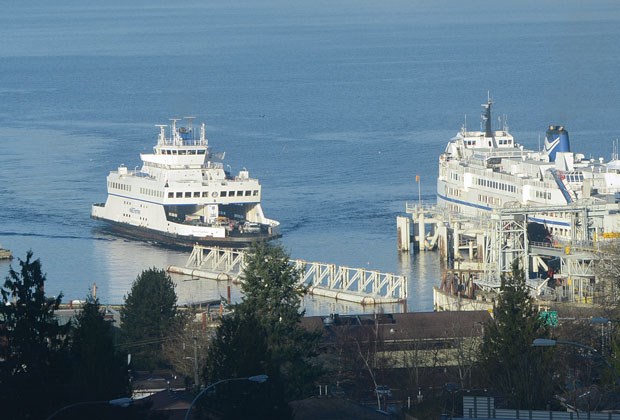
[544,125,570,162]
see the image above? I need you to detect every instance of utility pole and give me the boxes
[193,336,199,389]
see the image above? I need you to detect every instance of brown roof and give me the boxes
[302,311,491,342]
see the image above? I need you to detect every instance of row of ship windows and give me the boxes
[548,226,569,237]
[447,204,461,213]
[161,149,206,155]
[464,139,512,146]
[140,188,164,198]
[166,190,259,199]
[111,182,130,191]
[478,194,501,206]
[446,187,462,198]
[476,178,516,193]
[112,183,259,199]
[565,173,584,183]
[535,190,552,200]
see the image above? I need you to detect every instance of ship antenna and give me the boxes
[184,116,195,137]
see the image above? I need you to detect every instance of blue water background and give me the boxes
[1,0,620,314]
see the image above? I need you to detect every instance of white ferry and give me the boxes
[91,118,280,247]
[437,99,620,241]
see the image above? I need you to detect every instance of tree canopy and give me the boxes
[70,295,130,402]
[479,260,554,409]
[0,251,71,419]
[203,242,322,418]
[120,267,181,370]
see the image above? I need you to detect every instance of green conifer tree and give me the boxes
[479,260,554,409]
[70,295,130,401]
[0,251,71,419]
[203,242,322,419]
[120,267,180,370]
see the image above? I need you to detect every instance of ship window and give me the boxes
[245,191,251,196]
[237,191,243,196]
[194,192,200,197]
[185,192,191,198]
[168,192,174,198]
[176,192,182,198]
[179,150,187,155]
[253,190,258,196]
[221,191,227,197]
[202,192,209,197]
[172,150,178,155]
[189,150,196,155]
[198,150,206,155]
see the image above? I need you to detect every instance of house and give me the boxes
[302,311,492,398]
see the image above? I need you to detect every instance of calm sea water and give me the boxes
[1,1,620,314]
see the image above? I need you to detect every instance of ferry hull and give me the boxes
[92,216,281,249]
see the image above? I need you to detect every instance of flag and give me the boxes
[416,175,420,183]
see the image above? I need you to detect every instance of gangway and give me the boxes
[550,169,577,203]
[167,246,407,305]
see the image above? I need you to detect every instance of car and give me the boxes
[374,385,393,398]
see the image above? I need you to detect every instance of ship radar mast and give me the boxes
[482,98,493,138]
[184,116,195,136]
[200,123,207,144]
[169,118,181,144]
[155,124,167,145]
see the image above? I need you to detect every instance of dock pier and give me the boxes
[168,246,408,306]
[398,202,608,306]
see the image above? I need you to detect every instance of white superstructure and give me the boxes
[92,118,280,247]
[437,99,620,241]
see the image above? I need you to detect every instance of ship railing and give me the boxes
[471,149,525,159]
[162,138,207,147]
[591,186,620,195]
[464,165,548,188]
[205,161,224,169]
[530,239,599,254]
[405,202,436,214]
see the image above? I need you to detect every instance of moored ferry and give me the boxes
[91,118,280,247]
[437,99,620,241]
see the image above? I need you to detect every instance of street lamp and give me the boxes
[46,397,133,420]
[532,338,620,386]
[590,316,619,355]
[184,374,268,420]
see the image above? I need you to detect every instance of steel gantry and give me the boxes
[481,204,602,302]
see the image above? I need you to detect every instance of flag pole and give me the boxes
[416,175,421,207]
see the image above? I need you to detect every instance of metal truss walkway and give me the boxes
[167,246,407,305]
